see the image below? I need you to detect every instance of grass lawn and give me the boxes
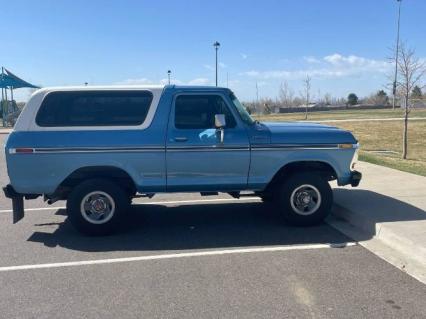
[253,108,426,176]
[254,107,426,122]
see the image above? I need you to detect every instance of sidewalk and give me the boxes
[331,161,426,283]
[0,128,12,134]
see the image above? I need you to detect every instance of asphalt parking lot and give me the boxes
[1,134,426,318]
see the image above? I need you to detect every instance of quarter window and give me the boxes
[174,94,236,129]
[36,90,153,127]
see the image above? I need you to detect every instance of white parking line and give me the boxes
[0,242,357,272]
[0,206,65,213]
[0,197,261,213]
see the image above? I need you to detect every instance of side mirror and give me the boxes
[214,114,226,144]
[215,114,226,128]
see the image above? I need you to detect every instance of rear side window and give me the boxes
[36,90,153,127]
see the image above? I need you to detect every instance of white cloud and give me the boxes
[188,78,210,85]
[219,62,227,68]
[323,53,388,71]
[241,53,248,59]
[241,53,392,80]
[304,56,321,64]
[116,77,210,86]
[116,78,153,85]
[203,64,214,71]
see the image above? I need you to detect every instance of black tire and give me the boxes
[257,192,274,203]
[274,173,332,226]
[66,179,130,236]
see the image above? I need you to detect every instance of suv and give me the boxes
[3,85,361,235]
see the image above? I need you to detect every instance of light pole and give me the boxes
[213,41,220,86]
[392,0,402,109]
[167,70,171,85]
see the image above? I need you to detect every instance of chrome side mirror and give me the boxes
[215,114,226,128]
[215,114,226,144]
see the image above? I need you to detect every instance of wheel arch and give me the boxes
[264,160,337,194]
[54,166,137,199]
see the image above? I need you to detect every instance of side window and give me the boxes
[36,90,153,127]
[174,94,236,129]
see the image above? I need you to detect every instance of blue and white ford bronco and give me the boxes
[3,85,361,235]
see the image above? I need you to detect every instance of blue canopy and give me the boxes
[0,68,39,89]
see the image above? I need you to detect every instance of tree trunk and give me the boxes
[402,96,409,159]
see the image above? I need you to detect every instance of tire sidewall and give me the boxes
[277,173,333,226]
[67,179,129,235]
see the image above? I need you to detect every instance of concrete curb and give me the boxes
[331,204,426,283]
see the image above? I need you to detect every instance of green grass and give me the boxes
[359,152,426,177]
[254,108,426,177]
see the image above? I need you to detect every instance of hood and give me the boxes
[261,121,357,144]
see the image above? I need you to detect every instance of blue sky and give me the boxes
[1,0,426,101]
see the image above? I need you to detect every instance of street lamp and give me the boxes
[213,41,220,86]
[167,70,171,85]
[392,0,402,109]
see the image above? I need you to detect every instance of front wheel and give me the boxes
[66,179,130,235]
[274,173,332,226]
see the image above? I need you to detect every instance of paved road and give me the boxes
[1,135,426,319]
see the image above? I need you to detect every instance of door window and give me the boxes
[174,95,236,129]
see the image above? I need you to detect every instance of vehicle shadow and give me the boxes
[27,201,353,252]
[332,188,426,236]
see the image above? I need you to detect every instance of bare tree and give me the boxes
[393,44,426,159]
[278,81,294,108]
[323,93,332,105]
[302,75,312,120]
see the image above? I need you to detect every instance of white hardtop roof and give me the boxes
[34,85,165,93]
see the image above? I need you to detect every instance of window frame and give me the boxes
[172,92,240,130]
[32,89,161,131]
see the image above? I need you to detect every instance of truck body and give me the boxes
[3,85,361,235]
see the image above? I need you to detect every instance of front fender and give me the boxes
[248,148,355,189]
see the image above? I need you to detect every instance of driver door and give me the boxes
[166,93,250,191]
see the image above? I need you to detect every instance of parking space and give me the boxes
[1,134,426,318]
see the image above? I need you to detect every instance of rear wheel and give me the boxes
[274,173,332,226]
[66,179,130,235]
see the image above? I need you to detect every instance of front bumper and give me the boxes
[3,184,24,223]
[350,170,362,187]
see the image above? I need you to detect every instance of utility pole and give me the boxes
[167,70,171,85]
[213,41,220,86]
[392,0,402,109]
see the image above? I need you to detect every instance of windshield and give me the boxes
[229,92,255,126]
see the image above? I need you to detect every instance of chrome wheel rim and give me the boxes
[290,184,322,216]
[80,191,115,224]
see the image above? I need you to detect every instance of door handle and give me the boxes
[174,137,188,142]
